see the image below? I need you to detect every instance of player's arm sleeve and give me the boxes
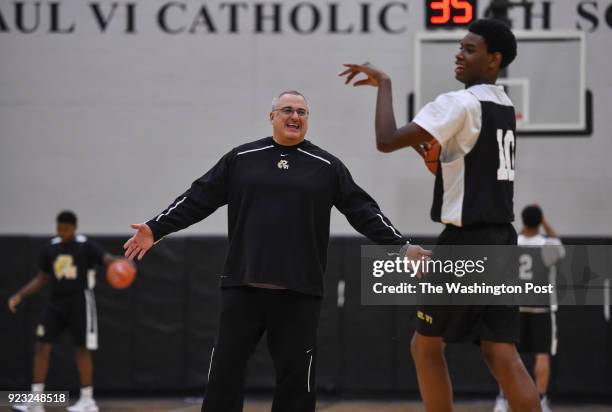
[412,92,471,148]
[542,237,566,267]
[146,149,235,242]
[333,160,407,245]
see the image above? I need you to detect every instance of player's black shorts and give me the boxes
[36,289,98,350]
[416,223,519,344]
[518,310,556,354]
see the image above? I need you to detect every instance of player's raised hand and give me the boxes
[123,223,154,260]
[8,293,22,313]
[338,63,389,87]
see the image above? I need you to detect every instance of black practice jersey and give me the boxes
[414,84,516,227]
[146,137,407,296]
[38,235,106,296]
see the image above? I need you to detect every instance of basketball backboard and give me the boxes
[411,30,592,136]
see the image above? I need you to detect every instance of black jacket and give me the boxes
[147,137,407,296]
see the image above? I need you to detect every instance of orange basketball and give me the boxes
[422,139,441,175]
[106,259,137,289]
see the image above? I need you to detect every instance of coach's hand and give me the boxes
[8,293,22,313]
[339,63,389,87]
[123,223,154,260]
[405,245,433,278]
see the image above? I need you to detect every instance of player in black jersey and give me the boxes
[340,19,541,412]
[124,90,431,412]
[8,211,117,412]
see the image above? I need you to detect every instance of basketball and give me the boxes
[423,139,441,175]
[106,259,137,289]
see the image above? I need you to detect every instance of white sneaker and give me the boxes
[493,395,509,412]
[66,397,99,412]
[540,395,552,412]
[11,405,45,412]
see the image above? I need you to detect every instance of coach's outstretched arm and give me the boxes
[333,159,431,262]
[339,63,434,153]
[124,149,234,260]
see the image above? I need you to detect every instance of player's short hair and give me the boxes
[271,90,310,111]
[468,19,517,69]
[521,205,543,228]
[56,210,77,226]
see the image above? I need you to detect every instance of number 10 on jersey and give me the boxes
[497,129,515,181]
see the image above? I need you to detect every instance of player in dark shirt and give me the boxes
[340,19,540,412]
[124,90,431,412]
[8,211,117,412]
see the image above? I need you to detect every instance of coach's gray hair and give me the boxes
[271,90,310,111]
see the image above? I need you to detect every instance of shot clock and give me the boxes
[425,0,477,29]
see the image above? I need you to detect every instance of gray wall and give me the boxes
[1,0,611,236]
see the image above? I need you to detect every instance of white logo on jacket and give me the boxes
[277,159,289,169]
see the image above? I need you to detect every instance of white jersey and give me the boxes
[517,234,565,312]
[414,84,515,227]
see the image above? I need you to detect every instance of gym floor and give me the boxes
[29,398,612,412]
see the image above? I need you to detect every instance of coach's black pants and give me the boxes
[202,286,321,412]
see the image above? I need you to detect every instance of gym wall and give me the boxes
[1,0,611,236]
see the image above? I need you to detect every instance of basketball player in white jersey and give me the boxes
[494,205,565,412]
[340,18,541,412]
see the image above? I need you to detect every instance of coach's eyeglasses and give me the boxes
[272,107,309,118]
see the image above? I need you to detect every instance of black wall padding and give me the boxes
[340,238,395,392]
[394,306,419,393]
[0,237,33,388]
[130,238,186,390]
[554,306,612,396]
[0,235,611,401]
[183,237,226,390]
[315,238,343,392]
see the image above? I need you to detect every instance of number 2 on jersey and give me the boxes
[518,253,533,280]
